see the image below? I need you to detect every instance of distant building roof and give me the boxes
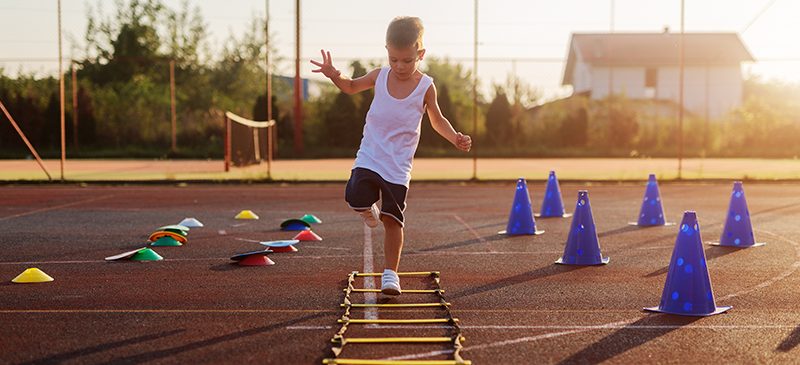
[562,32,755,85]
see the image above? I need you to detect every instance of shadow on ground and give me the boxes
[777,324,800,352]
[556,314,700,364]
[451,265,587,300]
[21,329,186,364]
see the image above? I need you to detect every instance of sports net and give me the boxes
[224,111,275,169]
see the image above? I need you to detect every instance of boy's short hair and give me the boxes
[386,16,424,50]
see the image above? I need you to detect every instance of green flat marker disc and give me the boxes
[130,248,164,261]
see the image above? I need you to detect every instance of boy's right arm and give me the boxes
[310,49,378,95]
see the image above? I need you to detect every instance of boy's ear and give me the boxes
[418,48,426,61]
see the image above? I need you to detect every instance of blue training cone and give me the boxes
[498,178,544,236]
[556,190,609,265]
[645,211,731,316]
[709,181,765,247]
[629,174,675,227]
[535,171,572,218]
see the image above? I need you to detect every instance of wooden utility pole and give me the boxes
[471,0,478,180]
[678,0,685,179]
[266,0,273,178]
[58,0,65,180]
[293,0,303,155]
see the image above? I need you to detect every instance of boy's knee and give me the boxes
[381,214,403,229]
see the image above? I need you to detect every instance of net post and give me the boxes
[0,100,52,180]
[71,61,79,150]
[170,59,177,152]
[224,115,231,172]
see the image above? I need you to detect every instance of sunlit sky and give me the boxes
[1,0,798,101]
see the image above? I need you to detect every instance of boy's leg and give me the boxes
[381,216,403,295]
[345,168,381,227]
[382,215,404,272]
[374,177,407,296]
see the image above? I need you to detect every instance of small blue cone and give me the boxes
[645,211,731,316]
[498,178,544,236]
[629,174,675,227]
[709,181,765,247]
[555,190,609,265]
[535,171,572,218]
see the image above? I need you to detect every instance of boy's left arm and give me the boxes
[424,83,472,152]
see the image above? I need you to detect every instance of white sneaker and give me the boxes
[359,203,381,228]
[381,269,401,296]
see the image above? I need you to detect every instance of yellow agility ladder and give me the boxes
[322,271,471,365]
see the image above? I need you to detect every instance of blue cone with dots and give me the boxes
[645,211,731,316]
[556,190,609,265]
[499,178,544,236]
[536,171,572,218]
[710,181,765,247]
[630,174,674,227]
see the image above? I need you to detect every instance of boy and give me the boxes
[311,16,472,295]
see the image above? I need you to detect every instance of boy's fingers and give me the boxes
[327,51,332,64]
[310,60,322,66]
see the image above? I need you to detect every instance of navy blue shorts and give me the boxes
[345,168,408,226]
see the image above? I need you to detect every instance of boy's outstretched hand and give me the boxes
[455,132,472,152]
[310,49,340,78]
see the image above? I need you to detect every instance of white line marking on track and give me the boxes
[287,325,334,330]
[453,214,487,244]
[234,238,349,251]
[0,250,590,266]
[286,324,797,331]
[234,238,260,242]
[385,320,635,361]
[717,229,800,301]
[302,245,351,251]
[0,309,338,314]
[286,324,800,331]
[0,195,115,222]
[363,223,378,323]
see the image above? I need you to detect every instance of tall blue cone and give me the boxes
[535,171,572,218]
[630,174,674,227]
[555,190,609,265]
[498,178,544,236]
[710,181,765,247]
[645,211,731,316]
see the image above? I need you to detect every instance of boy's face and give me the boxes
[385,45,425,80]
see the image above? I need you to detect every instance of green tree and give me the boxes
[422,57,481,134]
[484,89,513,147]
[559,104,588,147]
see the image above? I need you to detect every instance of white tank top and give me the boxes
[353,66,433,187]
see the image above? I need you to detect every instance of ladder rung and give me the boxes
[345,289,444,294]
[342,302,450,308]
[354,271,439,277]
[334,336,459,344]
[338,318,457,324]
[323,359,472,365]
